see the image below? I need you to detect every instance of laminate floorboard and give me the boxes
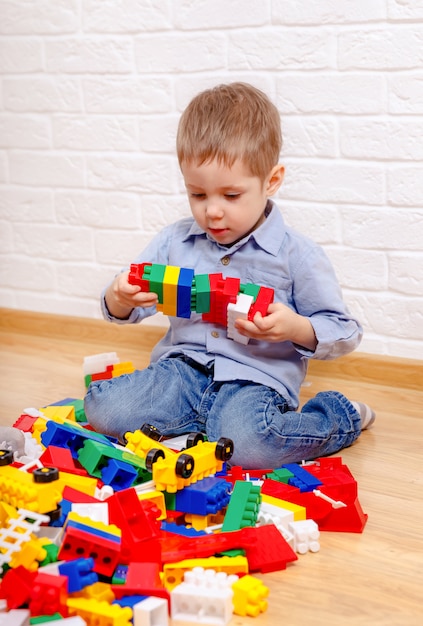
[0,319,422,626]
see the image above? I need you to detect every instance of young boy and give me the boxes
[84,82,374,469]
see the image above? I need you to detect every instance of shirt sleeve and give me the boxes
[291,243,363,360]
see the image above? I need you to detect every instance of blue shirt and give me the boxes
[102,201,362,408]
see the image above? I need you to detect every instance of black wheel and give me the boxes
[33,467,60,483]
[186,432,205,448]
[215,437,234,462]
[141,423,162,441]
[47,505,62,523]
[0,449,14,466]
[175,453,195,479]
[145,448,165,472]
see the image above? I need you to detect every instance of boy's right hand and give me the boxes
[105,270,158,319]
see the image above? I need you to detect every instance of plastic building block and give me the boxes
[132,595,169,626]
[29,571,68,617]
[227,293,254,344]
[39,445,88,477]
[111,562,170,604]
[66,597,133,626]
[171,567,237,625]
[83,352,120,376]
[0,610,30,626]
[41,421,112,459]
[49,397,87,423]
[221,481,261,532]
[240,524,298,573]
[232,574,269,617]
[58,557,98,592]
[0,508,50,569]
[77,439,151,489]
[30,618,87,626]
[282,463,323,492]
[0,465,62,516]
[41,405,76,423]
[0,565,37,609]
[288,519,320,554]
[163,555,248,591]
[261,492,306,521]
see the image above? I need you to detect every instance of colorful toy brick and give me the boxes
[288,519,320,554]
[171,566,237,625]
[66,597,133,626]
[163,555,248,591]
[58,557,98,592]
[0,465,62,516]
[174,476,231,516]
[232,574,269,617]
[221,481,262,532]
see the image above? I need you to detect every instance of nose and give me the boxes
[205,201,224,220]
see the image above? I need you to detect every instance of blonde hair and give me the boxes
[177,82,282,181]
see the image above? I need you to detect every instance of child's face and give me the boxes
[181,158,283,246]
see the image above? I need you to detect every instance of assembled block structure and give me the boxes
[128,262,275,343]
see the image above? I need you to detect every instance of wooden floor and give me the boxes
[0,309,422,626]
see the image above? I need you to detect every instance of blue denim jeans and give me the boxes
[84,355,362,469]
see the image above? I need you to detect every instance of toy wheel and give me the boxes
[215,437,234,462]
[47,505,62,523]
[145,448,165,472]
[33,466,60,483]
[0,449,14,466]
[175,453,195,479]
[141,423,162,441]
[186,432,205,448]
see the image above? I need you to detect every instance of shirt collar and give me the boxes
[182,200,286,256]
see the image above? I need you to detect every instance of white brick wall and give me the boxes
[1,0,422,359]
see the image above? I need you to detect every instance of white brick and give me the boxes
[389,74,423,114]
[340,120,423,160]
[139,114,178,153]
[326,248,388,290]
[272,0,386,24]
[46,38,134,74]
[229,29,336,70]
[0,153,7,182]
[55,190,141,229]
[13,223,93,261]
[0,0,78,34]
[339,28,423,70]
[56,263,112,298]
[388,167,423,206]
[174,74,275,111]
[87,155,176,192]
[94,230,153,265]
[134,33,226,72]
[83,0,172,32]
[283,117,336,158]
[174,0,267,29]
[0,220,14,253]
[389,253,423,296]
[0,255,56,290]
[282,162,385,205]
[53,115,138,151]
[388,0,423,20]
[0,187,54,221]
[83,77,172,113]
[276,74,386,114]
[10,152,84,187]
[0,39,43,73]
[341,208,423,251]
[0,114,51,149]
[140,194,191,231]
[282,204,342,245]
[349,293,423,340]
[3,77,82,112]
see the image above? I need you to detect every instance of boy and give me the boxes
[84,82,374,469]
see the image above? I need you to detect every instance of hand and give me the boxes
[234,302,317,350]
[105,270,158,319]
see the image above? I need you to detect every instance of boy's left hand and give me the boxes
[234,302,317,351]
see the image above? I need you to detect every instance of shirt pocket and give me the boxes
[245,269,294,308]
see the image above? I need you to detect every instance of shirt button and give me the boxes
[211,331,219,338]
[221,256,230,266]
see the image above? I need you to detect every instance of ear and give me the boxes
[265,164,285,196]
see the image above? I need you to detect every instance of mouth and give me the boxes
[209,228,228,237]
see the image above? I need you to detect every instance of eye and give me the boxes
[190,193,206,199]
[224,193,241,200]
